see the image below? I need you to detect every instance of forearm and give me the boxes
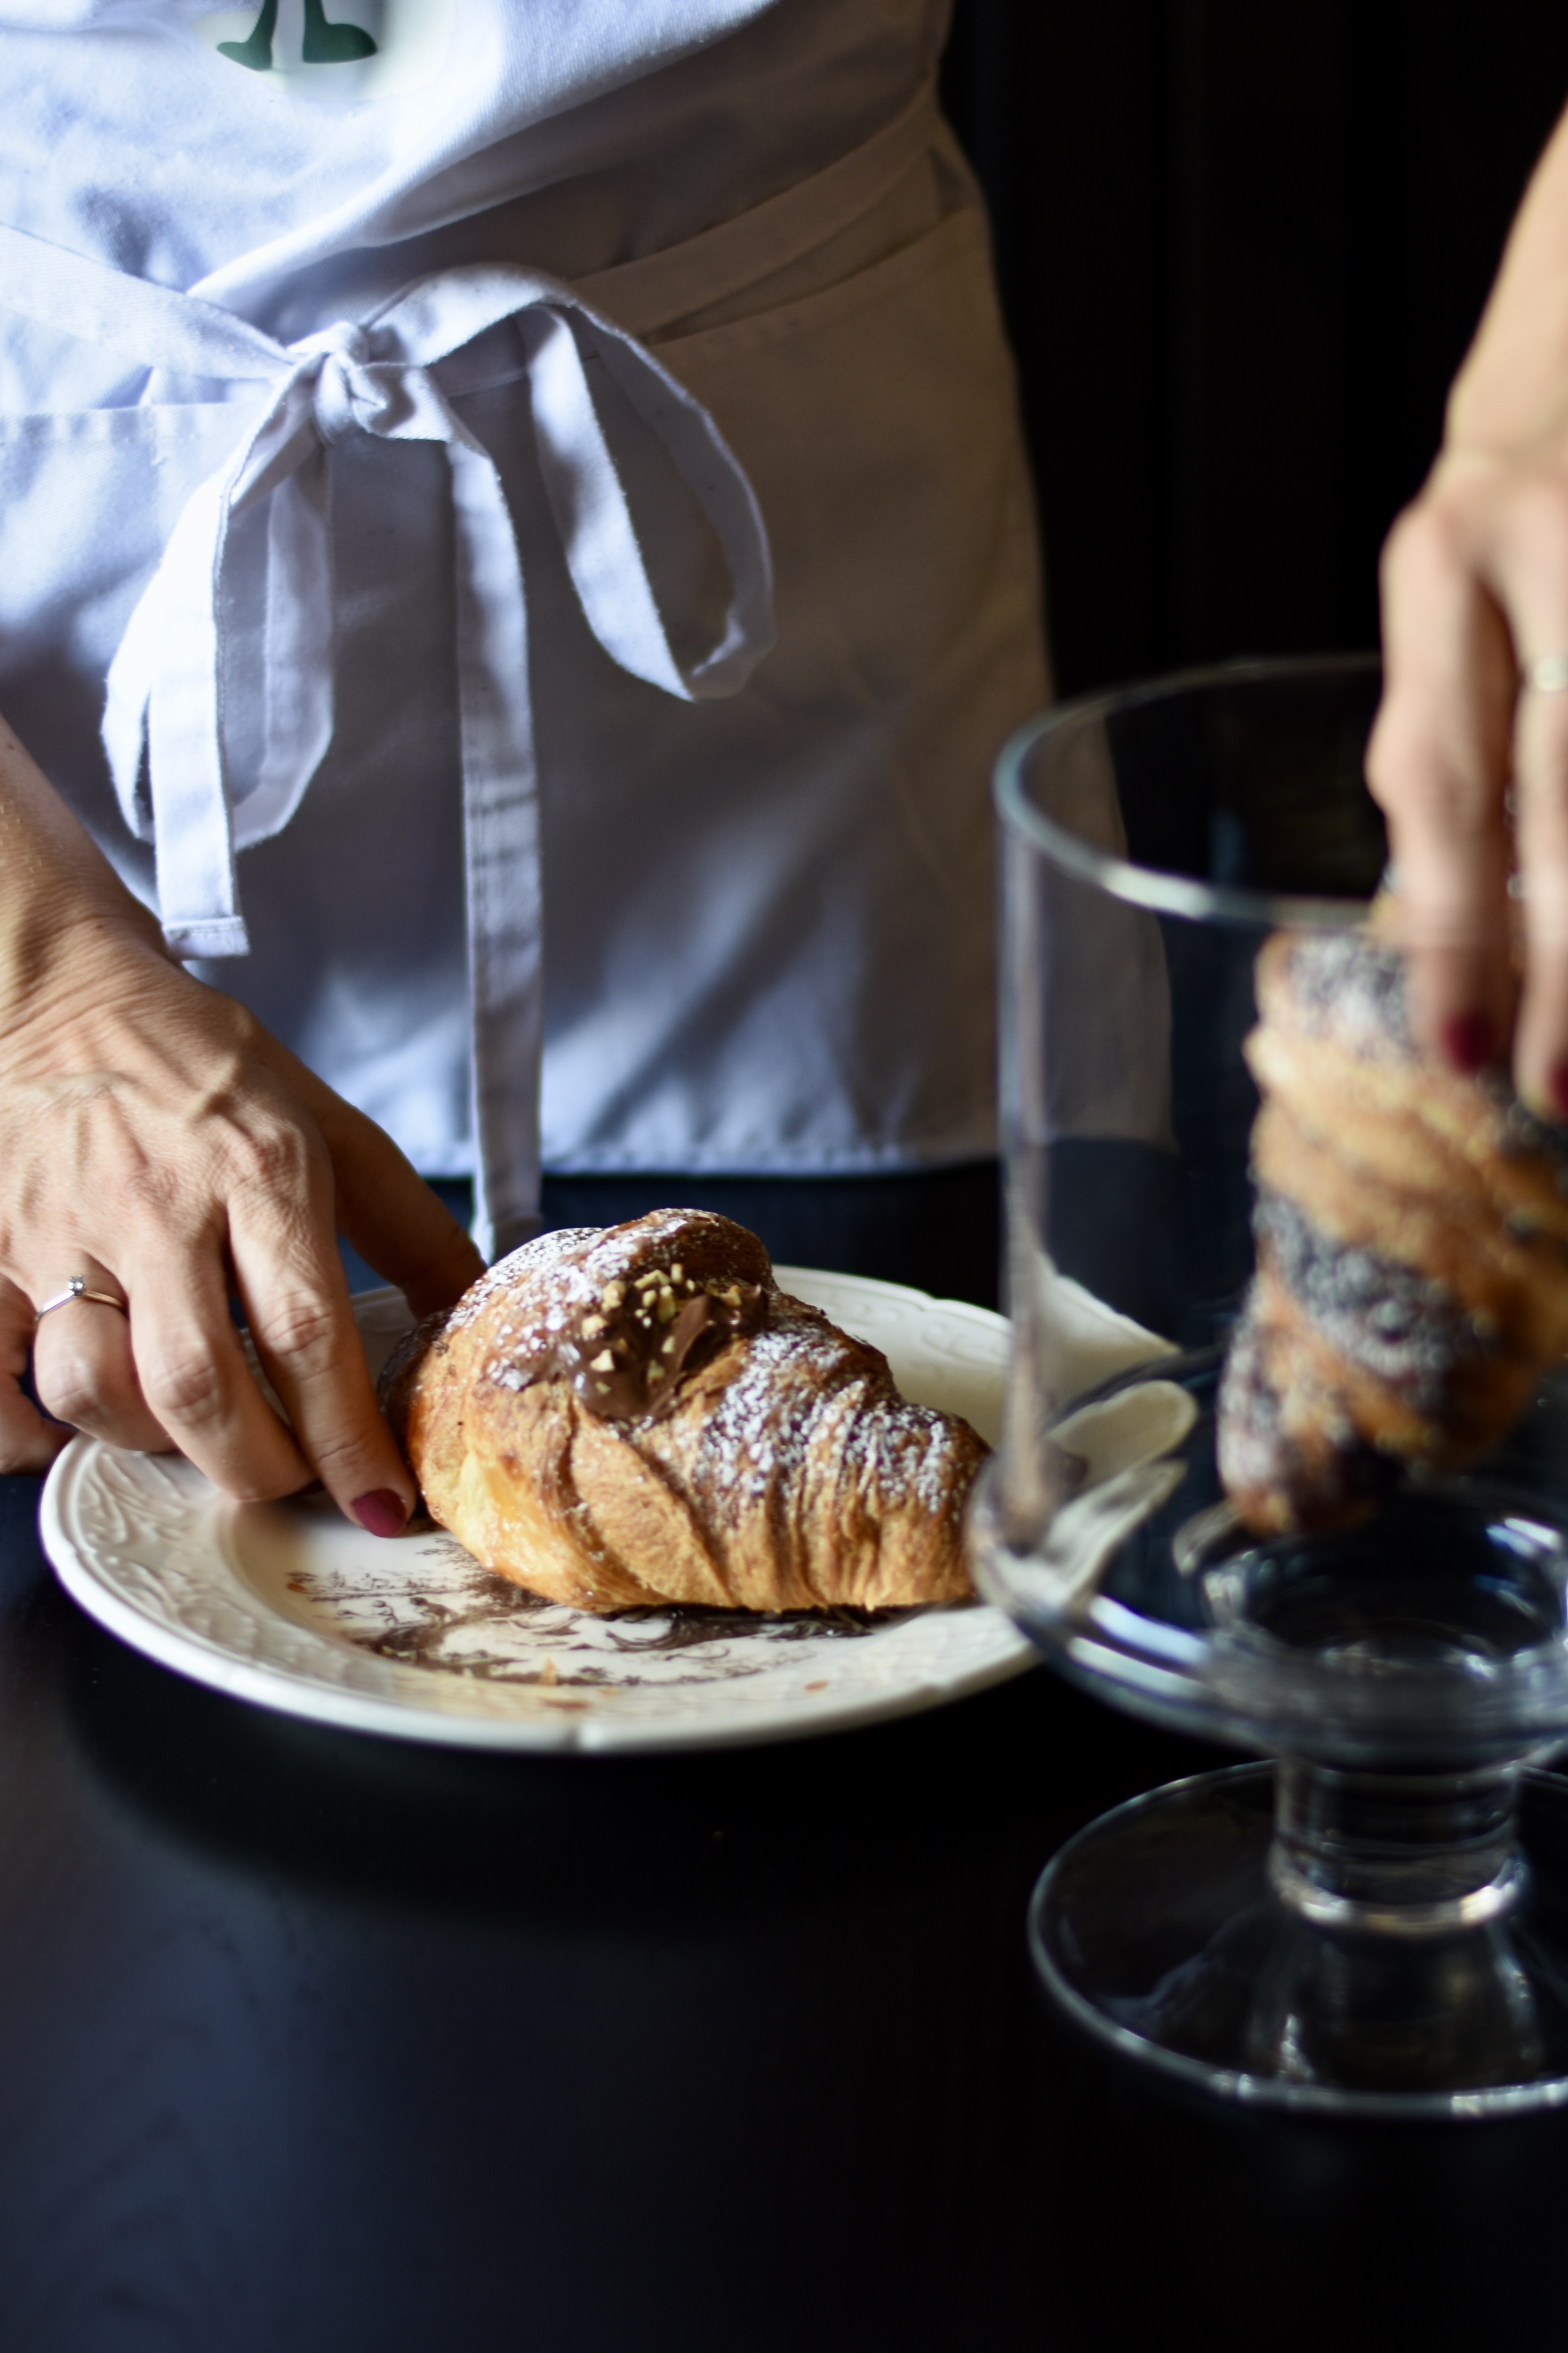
[0,708,170,1025]
[1447,99,1568,452]
[1367,88,1568,1111]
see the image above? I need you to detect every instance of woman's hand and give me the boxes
[1369,97,1568,1112]
[0,714,483,1523]
[1370,438,1568,1108]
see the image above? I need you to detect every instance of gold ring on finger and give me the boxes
[33,1277,129,1327]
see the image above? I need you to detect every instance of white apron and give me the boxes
[0,1,1050,1259]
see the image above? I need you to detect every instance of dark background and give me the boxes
[942,0,1568,699]
[97,31,1568,2351]
[12,22,1568,2347]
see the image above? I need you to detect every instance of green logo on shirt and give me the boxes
[219,0,378,69]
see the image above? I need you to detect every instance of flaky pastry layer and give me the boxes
[1218,930,1568,1536]
[383,1209,985,1612]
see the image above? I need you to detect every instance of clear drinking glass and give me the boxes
[973,654,1568,2117]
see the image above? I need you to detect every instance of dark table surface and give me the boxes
[5,1177,1568,2351]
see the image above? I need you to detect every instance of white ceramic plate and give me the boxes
[40,1268,1035,1752]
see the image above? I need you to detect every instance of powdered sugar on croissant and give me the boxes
[1218,929,1568,1536]
[382,1209,985,1612]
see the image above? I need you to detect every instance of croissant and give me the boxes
[1217,928,1568,1536]
[381,1208,985,1612]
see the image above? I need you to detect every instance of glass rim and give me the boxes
[993,651,1382,930]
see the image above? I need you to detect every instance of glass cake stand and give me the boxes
[972,654,1568,2117]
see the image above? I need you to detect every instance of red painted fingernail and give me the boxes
[351,1488,408,1539]
[1439,1013,1495,1075]
[1550,1063,1568,1123]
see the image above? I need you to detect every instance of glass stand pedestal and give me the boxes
[1031,1762,1568,2118]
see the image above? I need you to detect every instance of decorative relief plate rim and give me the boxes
[40,1266,1035,1753]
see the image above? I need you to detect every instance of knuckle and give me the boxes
[36,1366,103,1428]
[1382,497,1466,592]
[214,999,267,1058]
[1367,710,1477,831]
[230,1123,312,1197]
[140,1345,228,1428]
[251,1292,343,1371]
[302,1422,386,1485]
[1364,704,1420,809]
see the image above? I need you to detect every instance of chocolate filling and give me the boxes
[1218,1289,1398,1529]
[559,1276,767,1421]
[378,1225,774,1436]
[1255,1189,1482,1408]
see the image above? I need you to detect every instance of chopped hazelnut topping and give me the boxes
[670,1263,684,1282]
[657,1295,677,1323]
[648,1365,664,1384]
[581,1313,606,1337]
[590,1348,615,1371]
[601,1282,624,1309]
[661,1335,677,1354]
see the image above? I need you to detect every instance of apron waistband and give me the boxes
[576,77,943,338]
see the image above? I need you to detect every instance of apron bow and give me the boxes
[0,227,776,1255]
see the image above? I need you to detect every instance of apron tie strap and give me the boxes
[0,227,776,1258]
